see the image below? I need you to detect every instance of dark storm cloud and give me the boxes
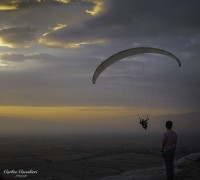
[44,0,200,48]
[0,53,63,63]
[0,53,26,62]
[0,27,37,48]
[0,53,96,106]
[0,0,94,42]
[81,0,200,109]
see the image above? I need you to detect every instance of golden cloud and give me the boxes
[0,0,70,11]
[0,4,18,10]
[41,24,67,37]
[54,0,70,4]
[39,23,107,48]
[0,27,37,48]
[84,0,106,16]
[39,37,107,48]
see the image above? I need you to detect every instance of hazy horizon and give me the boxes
[0,111,199,135]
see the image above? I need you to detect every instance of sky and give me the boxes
[0,0,199,134]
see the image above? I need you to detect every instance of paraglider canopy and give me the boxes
[92,47,181,84]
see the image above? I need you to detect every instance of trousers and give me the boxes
[164,148,175,180]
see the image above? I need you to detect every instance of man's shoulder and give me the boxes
[163,131,169,139]
[164,130,177,136]
[171,130,177,135]
[169,130,178,138]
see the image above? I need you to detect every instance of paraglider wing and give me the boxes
[92,47,181,84]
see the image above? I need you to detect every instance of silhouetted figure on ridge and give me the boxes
[161,120,177,180]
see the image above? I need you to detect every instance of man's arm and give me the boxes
[161,132,167,156]
[161,139,167,156]
[175,134,178,149]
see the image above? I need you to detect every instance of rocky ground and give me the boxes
[175,161,200,180]
[98,153,200,180]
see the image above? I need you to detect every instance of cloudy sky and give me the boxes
[0,0,199,134]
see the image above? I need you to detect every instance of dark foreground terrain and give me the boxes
[0,133,199,180]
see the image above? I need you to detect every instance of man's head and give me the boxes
[166,120,173,129]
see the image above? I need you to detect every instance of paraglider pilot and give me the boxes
[139,116,149,130]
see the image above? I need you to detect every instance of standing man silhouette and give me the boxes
[161,121,177,180]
